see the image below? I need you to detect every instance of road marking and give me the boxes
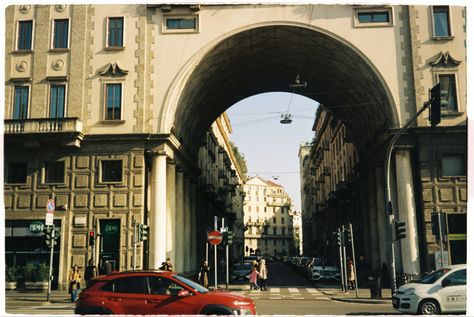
[288,288,299,293]
[306,288,319,293]
[270,288,279,293]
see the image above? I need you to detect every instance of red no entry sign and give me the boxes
[208,230,223,245]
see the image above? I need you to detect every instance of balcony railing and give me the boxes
[4,117,83,134]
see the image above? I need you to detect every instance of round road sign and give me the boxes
[208,230,223,245]
[46,199,55,214]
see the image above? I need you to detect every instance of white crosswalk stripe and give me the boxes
[239,287,332,301]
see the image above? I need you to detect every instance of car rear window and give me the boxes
[101,276,148,294]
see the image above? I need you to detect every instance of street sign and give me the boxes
[208,230,223,245]
[46,199,55,214]
[29,221,44,234]
[45,213,54,226]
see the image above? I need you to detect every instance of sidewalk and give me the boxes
[5,289,72,305]
[321,287,393,304]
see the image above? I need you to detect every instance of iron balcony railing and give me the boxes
[4,117,83,134]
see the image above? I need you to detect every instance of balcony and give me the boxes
[4,117,83,147]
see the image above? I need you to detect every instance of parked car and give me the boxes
[392,264,466,315]
[306,258,340,282]
[297,257,312,274]
[231,262,253,283]
[75,270,256,315]
[282,256,294,265]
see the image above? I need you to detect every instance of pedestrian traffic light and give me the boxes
[43,226,53,247]
[429,83,447,127]
[395,220,407,240]
[227,231,234,245]
[139,224,149,241]
[89,231,95,246]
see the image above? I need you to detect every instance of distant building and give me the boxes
[243,177,297,257]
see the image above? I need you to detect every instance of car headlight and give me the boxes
[404,288,416,295]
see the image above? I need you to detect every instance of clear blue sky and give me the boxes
[226,92,319,211]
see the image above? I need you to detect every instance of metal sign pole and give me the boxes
[438,212,444,268]
[132,218,137,270]
[214,217,218,290]
[349,223,359,298]
[226,244,229,290]
[338,227,344,292]
[47,226,55,302]
[342,226,348,292]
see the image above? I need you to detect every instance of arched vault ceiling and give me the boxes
[174,25,396,154]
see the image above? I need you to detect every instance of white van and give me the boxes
[392,264,466,315]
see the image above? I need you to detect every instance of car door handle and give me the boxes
[107,297,122,302]
[146,300,161,304]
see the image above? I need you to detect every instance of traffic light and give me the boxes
[139,224,149,241]
[395,220,407,240]
[345,229,352,245]
[334,230,342,247]
[44,226,53,247]
[88,231,95,246]
[227,231,234,245]
[429,83,447,127]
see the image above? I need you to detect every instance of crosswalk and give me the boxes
[239,287,331,301]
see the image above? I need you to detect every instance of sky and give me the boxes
[226,92,319,212]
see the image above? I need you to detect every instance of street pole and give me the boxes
[338,227,344,292]
[384,101,431,294]
[226,243,229,290]
[438,212,444,268]
[132,218,137,270]
[47,226,55,302]
[342,226,348,293]
[214,216,218,290]
[349,223,359,298]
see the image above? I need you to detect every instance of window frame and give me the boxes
[440,153,466,178]
[103,82,124,121]
[12,85,30,119]
[99,159,124,184]
[16,20,34,51]
[52,18,70,49]
[43,160,66,185]
[6,162,28,185]
[353,7,394,28]
[106,16,125,49]
[162,15,199,34]
[49,83,67,118]
[431,6,453,39]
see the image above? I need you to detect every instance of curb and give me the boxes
[331,297,391,304]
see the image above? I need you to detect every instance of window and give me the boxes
[7,163,27,184]
[273,218,276,224]
[108,17,124,47]
[44,161,65,184]
[17,20,33,50]
[282,228,285,235]
[433,6,451,37]
[105,83,122,120]
[101,160,123,183]
[256,206,259,212]
[358,11,389,23]
[438,74,458,112]
[443,269,466,286]
[103,276,148,294]
[148,276,183,295]
[166,17,196,30]
[354,8,393,27]
[282,217,285,224]
[50,84,66,118]
[13,86,29,119]
[53,19,69,48]
[441,154,465,177]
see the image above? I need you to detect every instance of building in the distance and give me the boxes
[243,176,297,258]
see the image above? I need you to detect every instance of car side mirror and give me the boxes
[177,289,191,297]
[441,279,450,288]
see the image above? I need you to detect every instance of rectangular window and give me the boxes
[45,161,65,184]
[105,83,122,120]
[433,6,451,37]
[17,20,33,50]
[13,86,29,119]
[441,154,465,177]
[101,160,123,183]
[53,19,69,48]
[438,74,458,112]
[166,18,196,30]
[358,11,389,23]
[282,217,285,224]
[108,17,124,47]
[7,162,27,184]
[50,84,66,118]
[273,218,276,224]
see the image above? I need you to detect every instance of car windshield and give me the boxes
[174,275,209,293]
[419,268,451,284]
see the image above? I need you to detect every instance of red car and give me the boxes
[75,270,256,315]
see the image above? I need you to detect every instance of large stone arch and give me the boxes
[161,22,399,154]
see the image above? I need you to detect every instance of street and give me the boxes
[4,262,399,315]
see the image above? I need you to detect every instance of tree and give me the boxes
[230,141,247,176]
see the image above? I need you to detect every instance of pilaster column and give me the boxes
[359,176,371,259]
[395,150,420,274]
[367,170,380,269]
[183,177,192,272]
[150,153,167,269]
[190,183,197,269]
[166,162,176,263]
[175,169,184,273]
[376,166,388,267]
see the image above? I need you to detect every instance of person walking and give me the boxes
[258,259,268,291]
[68,264,82,302]
[198,261,210,288]
[84,259,98,287]
[248,267,259,290]
[347,259,355,290]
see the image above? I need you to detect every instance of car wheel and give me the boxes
[418,299,440,315]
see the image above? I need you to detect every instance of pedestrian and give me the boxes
[101,260,112,275]
[198,261,210,288]
[258,259,268,291]
[159,258,173,271]
[248,267,259,290]
[347,259,355,290]
[84,259,98,287]
[68,264,82,302]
